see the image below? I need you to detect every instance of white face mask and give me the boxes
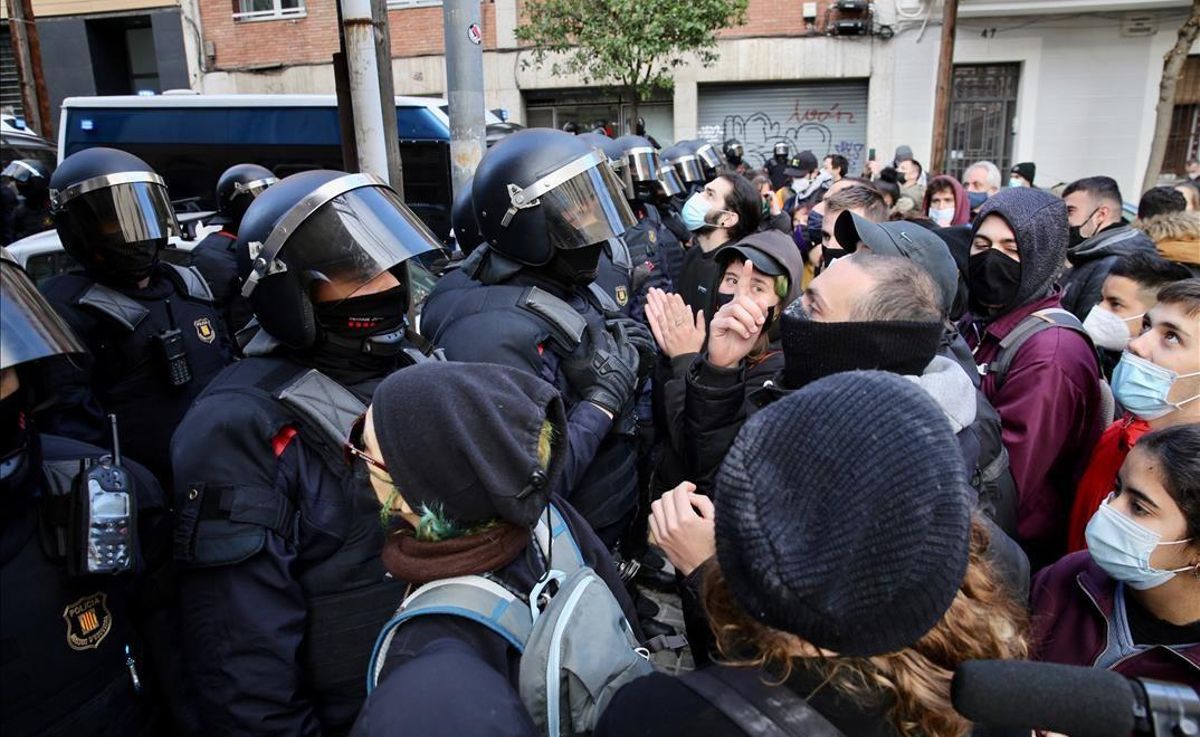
[1086,493,1197,590]
[928,207,955,227]
[1008,177,1024,188]
[1082,304,1143,352]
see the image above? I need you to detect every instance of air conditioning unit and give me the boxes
[834,19,868,35]
[836,0,870,11]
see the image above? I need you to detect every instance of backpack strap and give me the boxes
[981,308,1094,391]
[680,667,848,737]
[367,575,531,693]
[520,286,587,355]
[162,261,215,302]
[76,283,150,331]
[533,503,586,575]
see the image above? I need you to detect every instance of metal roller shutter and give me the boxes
[698,81,869,174]
[1,28,22,118]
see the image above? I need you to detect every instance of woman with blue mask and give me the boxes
[1030,423,1200,689]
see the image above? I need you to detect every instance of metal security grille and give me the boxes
[0,28,23,118]
[697,81,870,174]
[945,63,1020,181]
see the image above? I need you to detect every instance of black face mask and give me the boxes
[314,284,408,338]
[780,314,944,390]
[0,389,37,494]
[968,249,1022,317]
[1067,207,1100,249]
[713,291,735,310]
[310,285,411,384]
[547,243,604,286]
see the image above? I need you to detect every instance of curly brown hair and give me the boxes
[702,516,1029,737]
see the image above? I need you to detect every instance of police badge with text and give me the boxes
[63,592,112,650]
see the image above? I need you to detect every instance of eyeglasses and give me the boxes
[343,412,388,473]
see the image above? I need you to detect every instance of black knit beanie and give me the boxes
[370,361,567,527]
[780,306,944,390]
[714,371,972,657]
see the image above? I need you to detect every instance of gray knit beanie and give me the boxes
[973,187,1068,311]
[714,371,972,657]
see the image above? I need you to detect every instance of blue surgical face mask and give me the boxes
[1008,177,1024,188]
[928,206,955,226]
[1111,351,1200,421]
[1085,493,1196,590]
[681,192,729,233]
[967,190,988,209]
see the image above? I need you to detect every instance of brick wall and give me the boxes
[200,0,497,70]
[721,0,835,38]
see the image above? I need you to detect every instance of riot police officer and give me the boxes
[3,159,54,241]
[1,248,188,737]
[684,139,723,183]
[660,142,705,197]
[450,182,484,257]
[37,147,234,483]
[170,170,439,736]
[420,129,653,548]
[723,138,749,175]
[191,163,277,336]
[765,140,792,189]
[612,134,682,301]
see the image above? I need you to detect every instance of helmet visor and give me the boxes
[695,143,721,170]
[657,167,684,197]
[278,184,440,302]
[55,179,180,252]
[625,148,660,184]
[672,156,704,184]
[1,258,86,370]
[539,162,637,250]
[2,161,42,184]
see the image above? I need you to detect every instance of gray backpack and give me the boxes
[366,504,653,736]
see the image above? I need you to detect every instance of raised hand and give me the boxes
[644,288,706,359]
[706,260,767,369]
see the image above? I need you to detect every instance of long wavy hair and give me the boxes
[703,517,1029,737]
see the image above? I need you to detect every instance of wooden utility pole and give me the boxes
[7,0,53,140]
[1142,0,1200,192]
[929,0,958,175]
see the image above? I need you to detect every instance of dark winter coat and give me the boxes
[1060,222,1156,320]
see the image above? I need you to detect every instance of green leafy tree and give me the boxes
[515,0,748,130]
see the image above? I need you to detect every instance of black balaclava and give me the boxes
[780,305,944,390]
[309,284,411,385]
[544,242,604,286]
[0,382,40,505]
[970,188,1068,319]
[967,249,1022,317]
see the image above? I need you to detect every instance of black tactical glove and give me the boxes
[606,316,656,381]
[562,323,640,417]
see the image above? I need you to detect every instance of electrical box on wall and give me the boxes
[802,2,818,21]
[836,0,869,10]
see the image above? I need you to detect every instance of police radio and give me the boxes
[76,414,135,575]
[154,299,193,387]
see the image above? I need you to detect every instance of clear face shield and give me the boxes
[51,172,181,253]
[694,143,722,171]
[501,149,637,249]
[669,154,704,185]
[624,147,661,185]
[657,167,685,197]
[2,160,42,185]
[1,252,86,370]
[242,175,440,305]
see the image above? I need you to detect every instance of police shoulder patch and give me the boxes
[63,592,112,651]
[647,229,657,244]
[615,286,629,306]
[194,317,216,344]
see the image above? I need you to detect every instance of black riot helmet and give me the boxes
[686,139,722,181]
[2,159,51,201]
[580,133,633,198]
[660,143,704,186]
[451,183,485,255]
[471,128,636,267]
[215,163,277,232]
[49,147,180,287]
[237,170,440,349]
[613,134,662,202]
[773,141,790,161]
[723,139,744,164]
[1,247,86,372]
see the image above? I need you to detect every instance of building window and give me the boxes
[387,0,442,8]
[233,0,306,22]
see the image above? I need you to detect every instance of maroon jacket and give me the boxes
[964,292,1103,558]
[1030,551,1200,688]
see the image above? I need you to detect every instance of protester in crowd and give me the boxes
[962,187,1105,569]
[644,230,803,496]
[750,173,791,234]
[675,169,761,317]
[897,156,926,204]
[595,371,1030,737]
[1061,176,1157,320]
[924,174,972,227]
[190,163,277,337]
[1174,179,1200,211]
[815,183,890,267]
[351,362,643,737]
[785,151,829,203]
[822,153,848,183]
[1081,252,1192,380]
[1066,279,1200,554]
[874,167,902,209]
[1136,207,1200,277]
[963,160,1003,213]
[1137,186,1187,221]
[1031,423,1200,688]
[1009,162,1036,189]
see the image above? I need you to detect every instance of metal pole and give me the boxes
[929,0,958,175]
[339,0,389,179]
[442,0,487,194]
[8,0,52,139]
[371,0,404,197]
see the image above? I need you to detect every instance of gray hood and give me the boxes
[974,187,1068,311]
[904,355,977,434]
